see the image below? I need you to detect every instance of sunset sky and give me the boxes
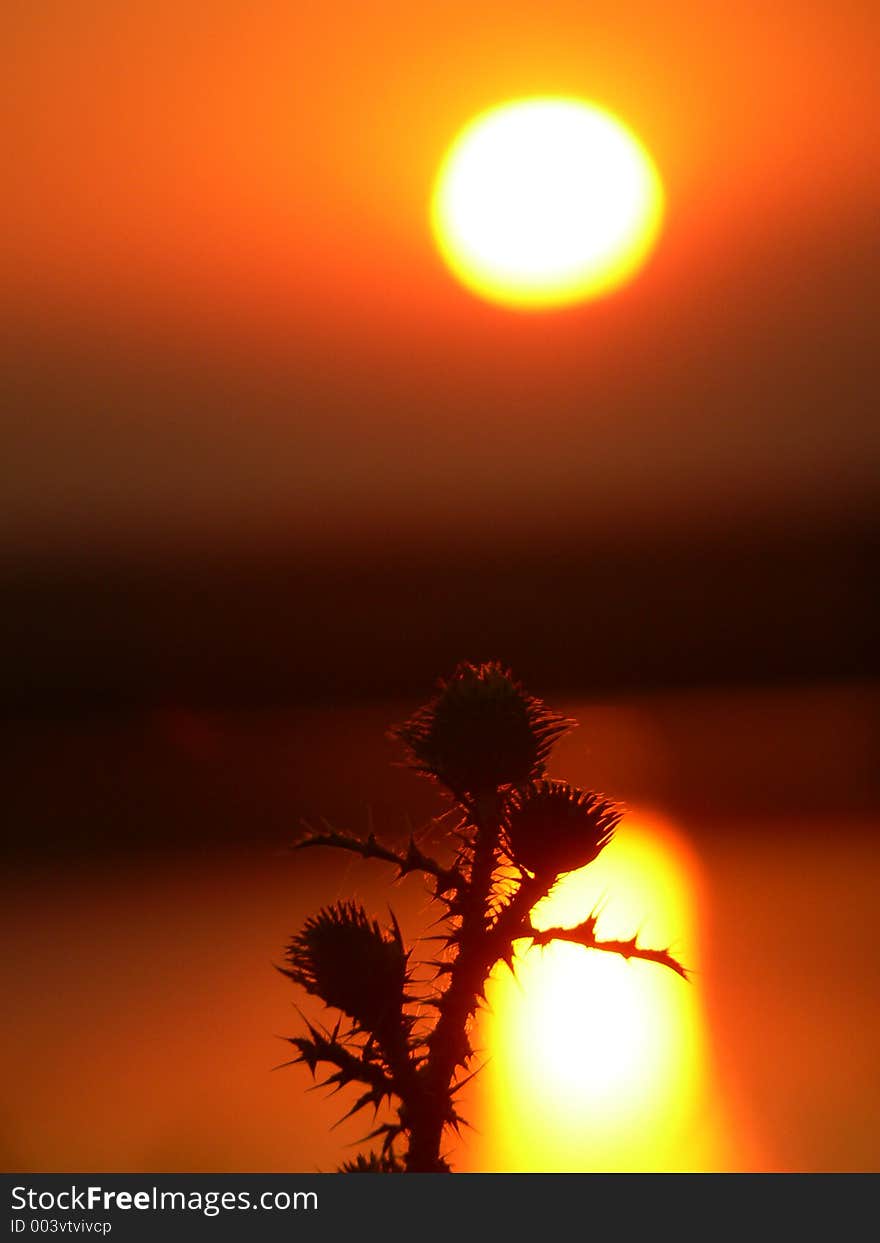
[3,1,878,563]
[2,2,878,1177]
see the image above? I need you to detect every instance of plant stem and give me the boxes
[405,792,501,1172]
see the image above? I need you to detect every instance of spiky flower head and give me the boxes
[338,1150,403,1173]
[505,780,621,878]
[391,662,573,796]
[281,901,408,1035]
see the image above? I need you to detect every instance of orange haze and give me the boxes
[2,1,878,559]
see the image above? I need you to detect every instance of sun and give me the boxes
[431,96,664,310]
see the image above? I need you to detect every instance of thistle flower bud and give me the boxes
[505,780,621,878]
[391,662,573,796]
[281,902,408,1035]
[338,1151,403,1173]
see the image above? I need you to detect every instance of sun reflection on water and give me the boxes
[469,816,730,1171]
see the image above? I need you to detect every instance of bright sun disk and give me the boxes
[431,96,664,310]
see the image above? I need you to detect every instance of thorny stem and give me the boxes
[376,1013,422,1143]
[404,792,502,1172]
[528,920,689,979]
[295,827,467,897]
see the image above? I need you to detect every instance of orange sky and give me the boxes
[2,1,878,558]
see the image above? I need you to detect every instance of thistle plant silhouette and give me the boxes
[280,662,686,1172]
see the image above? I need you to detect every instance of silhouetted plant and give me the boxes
[280,661,686,1172]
